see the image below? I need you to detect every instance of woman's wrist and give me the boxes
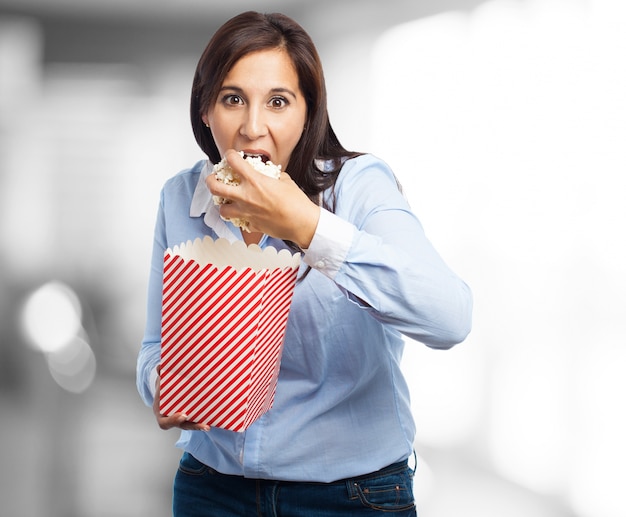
[291,203,320,250]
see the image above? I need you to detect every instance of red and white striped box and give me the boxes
[159,237,300,432]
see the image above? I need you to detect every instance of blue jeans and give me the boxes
[173,452,417,516]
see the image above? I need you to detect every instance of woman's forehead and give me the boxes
[223,49,300,88]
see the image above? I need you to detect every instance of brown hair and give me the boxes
[190,11,359,202]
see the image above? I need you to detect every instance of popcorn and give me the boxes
[212,152,282,231]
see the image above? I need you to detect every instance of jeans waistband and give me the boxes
[279,458,411,487]
[344,459,410,483]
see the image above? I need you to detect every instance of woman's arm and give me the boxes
[303,155,473,349]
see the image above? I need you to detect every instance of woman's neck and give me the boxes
[241,230,263,246]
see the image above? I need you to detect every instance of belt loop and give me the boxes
[346,479,359,499]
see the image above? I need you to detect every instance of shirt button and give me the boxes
[314,260,325,269]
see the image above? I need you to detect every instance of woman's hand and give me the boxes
[206,149,320,249]
[152,367,211,432]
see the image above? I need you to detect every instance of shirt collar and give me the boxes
[189,160,212,217]
[189,160,240,242]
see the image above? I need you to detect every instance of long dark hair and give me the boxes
[190,11,360,205]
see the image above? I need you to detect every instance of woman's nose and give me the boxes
[240,107,268,140]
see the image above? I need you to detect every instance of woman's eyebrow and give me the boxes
[269,87,298,99]
[219,85,298,99]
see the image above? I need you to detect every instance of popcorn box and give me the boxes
[159,237,300,432]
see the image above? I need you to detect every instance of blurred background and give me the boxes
[0,0,624,515]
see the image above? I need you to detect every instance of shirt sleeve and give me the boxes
[136,190,167,407]
[304,155,472,349]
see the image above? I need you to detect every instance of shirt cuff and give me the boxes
[302,208,354,279]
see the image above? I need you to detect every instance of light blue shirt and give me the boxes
[137,154,472,482]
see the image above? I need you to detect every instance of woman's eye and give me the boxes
[269,97,288,109]
[223,94,243,105]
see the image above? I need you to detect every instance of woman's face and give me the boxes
[204,48,307,169]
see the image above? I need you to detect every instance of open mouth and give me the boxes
[243,153,270,163]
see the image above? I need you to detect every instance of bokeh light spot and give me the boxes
[47,336,97,394]
[20,281,82,353]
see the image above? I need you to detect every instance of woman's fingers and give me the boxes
[157,412,211,432]
[153,370,211,432]
[206,159,318,246]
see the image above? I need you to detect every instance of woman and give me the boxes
[137,11,472,516]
